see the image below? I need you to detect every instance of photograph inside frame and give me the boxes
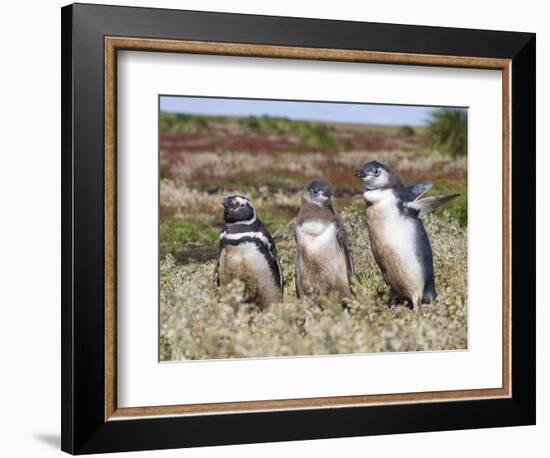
[158,95,468,361]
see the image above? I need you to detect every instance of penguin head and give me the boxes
[354,160,395,190]
[222,195,256,224]
[303,179,334,208]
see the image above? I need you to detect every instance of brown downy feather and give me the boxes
[296,196,336,225]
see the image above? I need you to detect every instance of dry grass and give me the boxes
[160,203,467,361]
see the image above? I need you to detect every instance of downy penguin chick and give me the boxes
[295,179,354,302]
[216,195,283,308]
[355,161,458,311]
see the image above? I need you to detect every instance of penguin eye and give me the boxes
[373,169,381,177]
[240,203,245,208]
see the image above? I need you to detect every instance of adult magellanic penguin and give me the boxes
[215,195,283,308]
[295,179,354,302]
[355,160,459,311]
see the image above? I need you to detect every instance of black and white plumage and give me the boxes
[355,160,459,311]
[294,179,354,302]
[215,195,282,308]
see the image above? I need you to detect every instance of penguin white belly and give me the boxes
[219,242,280,307]
[297,221,338,251]
[296,221,349,297]
[366,196,425,303]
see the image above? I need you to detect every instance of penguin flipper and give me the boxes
[263,223,278,258]
[213,260,220,287]
[406,182,432,201]
[214,230,224,288]
[335,216,355,282]
[295,250,304,299]
[275,255,284,295]
[404,194,459,218]
[254,219,283,295]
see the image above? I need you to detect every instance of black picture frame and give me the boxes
[61,3,535,454]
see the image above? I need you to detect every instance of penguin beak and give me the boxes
[355,169,366,178]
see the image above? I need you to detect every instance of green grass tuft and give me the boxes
[160,218,219,263]
[431,180,468,228]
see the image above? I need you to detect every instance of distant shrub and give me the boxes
[343,138,356,150]
[160,113,209,133]
[237,115,340,149]
[239,115,293,134]
[425,108,467,157]
[298,124,339,148]
[398,125,415,137]
[239,116,261,130]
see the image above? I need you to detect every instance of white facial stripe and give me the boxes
[224,196,257,225]
[234,196,249,206]
[220,231,271,250]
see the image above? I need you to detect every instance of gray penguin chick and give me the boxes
[355,161,458,311]
[294,179,354,302]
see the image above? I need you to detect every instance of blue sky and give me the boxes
[160,96,465,126]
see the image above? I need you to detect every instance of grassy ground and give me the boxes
[159,113,468,361]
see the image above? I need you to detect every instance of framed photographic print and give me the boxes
[61,3,536,454]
